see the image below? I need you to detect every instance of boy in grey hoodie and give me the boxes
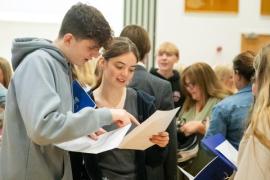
[0,3,136,180]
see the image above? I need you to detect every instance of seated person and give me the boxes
[177,62,232,177]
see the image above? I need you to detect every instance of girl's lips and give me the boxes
[117,78,126,84]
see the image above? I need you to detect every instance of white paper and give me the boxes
[119,107,180,150]
[56,107,180,153]
[177,166,194,180]
[55,124,131,154]
[215,140,238,167]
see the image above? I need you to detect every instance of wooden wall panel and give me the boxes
[261,0,270,15]
[241,34,270,54]
[185,0,238,13]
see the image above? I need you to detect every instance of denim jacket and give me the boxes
[204,84,253,149]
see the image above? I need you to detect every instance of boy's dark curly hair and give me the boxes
[59,3,113,48]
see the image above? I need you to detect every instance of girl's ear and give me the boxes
[98,57,106,69]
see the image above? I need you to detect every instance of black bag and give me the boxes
[176,118,199,163]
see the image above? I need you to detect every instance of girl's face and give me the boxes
[184,76,203,102]
[102,52,137,88]
[224,72,235,90]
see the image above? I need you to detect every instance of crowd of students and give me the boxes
[0,2,269,180]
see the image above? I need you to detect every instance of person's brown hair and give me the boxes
[120,25,151,61]
[233,51,255,82]
[58,3,113,48]
[0,57,12,88]
[181,62,232,111]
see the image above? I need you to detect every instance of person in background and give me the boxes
[205,51,255,149]
[120,25,177,180]
[0,57,12,88]
[234,44,270,180]
[214,64,236,93]
[83,37,169,180]
[150,42,185,108]
[0,84,7,107]
[0,84,7,143]
[0,57,11,142]
[72,59,99,91]
[0,3,136,179]
[177,62,232,177]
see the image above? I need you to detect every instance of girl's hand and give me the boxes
[150,131,169,147]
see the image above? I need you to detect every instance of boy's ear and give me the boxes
[173,56,179,64]
[175,54,180,62]
[63,33,74,46]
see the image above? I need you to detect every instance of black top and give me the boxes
[83,88,168,180]
[150,68,185,108]
[129,65,177,180]
[91,88,137,180]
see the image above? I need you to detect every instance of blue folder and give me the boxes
[72,80,96,112]
[201,133,237,170]
[178,156,234,180]
[195,156,234,180]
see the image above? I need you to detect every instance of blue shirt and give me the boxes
[204,84,253,149]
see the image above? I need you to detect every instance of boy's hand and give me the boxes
[110,109,140,127]
[88,128,107,140]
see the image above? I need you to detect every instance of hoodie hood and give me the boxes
[11,38,68,70]
[150,68,180,82]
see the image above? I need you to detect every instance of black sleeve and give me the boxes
[136,90,169,167]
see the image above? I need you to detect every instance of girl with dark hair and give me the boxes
[83,37,169,180]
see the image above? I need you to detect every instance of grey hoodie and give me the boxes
[0,38,112,180]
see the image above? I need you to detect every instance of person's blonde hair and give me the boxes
[157,42,179,58]
[182,62,232,111]
[72,59,98,88]
[214,65,233,82]
[247,44,270,149]
[0,57,13,88]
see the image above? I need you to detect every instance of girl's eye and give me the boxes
[115,65,124,69]
[129,68,135,73]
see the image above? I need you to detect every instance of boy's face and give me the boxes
[157,52,178,72]
[64,34,100,65]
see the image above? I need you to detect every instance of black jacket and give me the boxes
[150,68,185,108]
[130,65,177,180]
